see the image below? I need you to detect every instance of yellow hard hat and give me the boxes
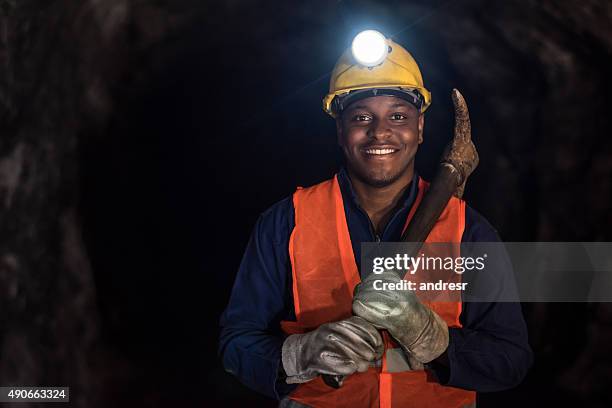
[323,31,431,117]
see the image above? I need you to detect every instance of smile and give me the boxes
[363,148,399,156]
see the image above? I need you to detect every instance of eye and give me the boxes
[353,114,371,122]
[391,113,407,120]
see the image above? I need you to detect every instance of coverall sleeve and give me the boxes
[218,197,297,400]
[428,206,533,391]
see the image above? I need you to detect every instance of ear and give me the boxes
[417,113,424,144]
[336,117,343,146]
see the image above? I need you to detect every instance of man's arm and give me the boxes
[218,198,297,400]
[427,206,533,391]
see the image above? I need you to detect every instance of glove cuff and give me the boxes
[400,309,449,363]
[281,333,317,384]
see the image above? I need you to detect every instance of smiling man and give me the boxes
[219,33,532,407]
[337,95,423,236]
[340,96,422,188]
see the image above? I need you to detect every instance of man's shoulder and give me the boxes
[261,195,293,220]
[463,204,502,242]
[255,174,337,239]
[256,195,295,244]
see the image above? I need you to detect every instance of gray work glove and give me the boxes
[352,270,449,364]
[281,316,384,384]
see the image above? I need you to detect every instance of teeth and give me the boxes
[365,148,396,155]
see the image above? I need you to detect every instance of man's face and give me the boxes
[337,95,424,188]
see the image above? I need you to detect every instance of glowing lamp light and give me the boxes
[351,30,388,67]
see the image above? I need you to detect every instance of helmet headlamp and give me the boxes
[351,30,389,67]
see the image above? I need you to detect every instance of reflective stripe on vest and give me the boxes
[280,175,476,408]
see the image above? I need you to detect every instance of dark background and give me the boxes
[1,0,611,406]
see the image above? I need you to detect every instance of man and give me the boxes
[219,32,532,407]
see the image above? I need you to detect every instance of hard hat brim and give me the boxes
[323,85,431,118]
[330,87,425,116]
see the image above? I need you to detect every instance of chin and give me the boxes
[360,169,404,188]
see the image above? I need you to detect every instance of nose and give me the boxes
[367,118,392,140]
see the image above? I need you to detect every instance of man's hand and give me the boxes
[281,316,384,384]
[352,270,449,364]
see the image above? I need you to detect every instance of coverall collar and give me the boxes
[336,167,419,242]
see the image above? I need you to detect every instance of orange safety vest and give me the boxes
[280,175,476,408]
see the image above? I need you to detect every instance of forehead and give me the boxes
[344,95,417,113]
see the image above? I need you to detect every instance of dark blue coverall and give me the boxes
[219,168,533,400]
